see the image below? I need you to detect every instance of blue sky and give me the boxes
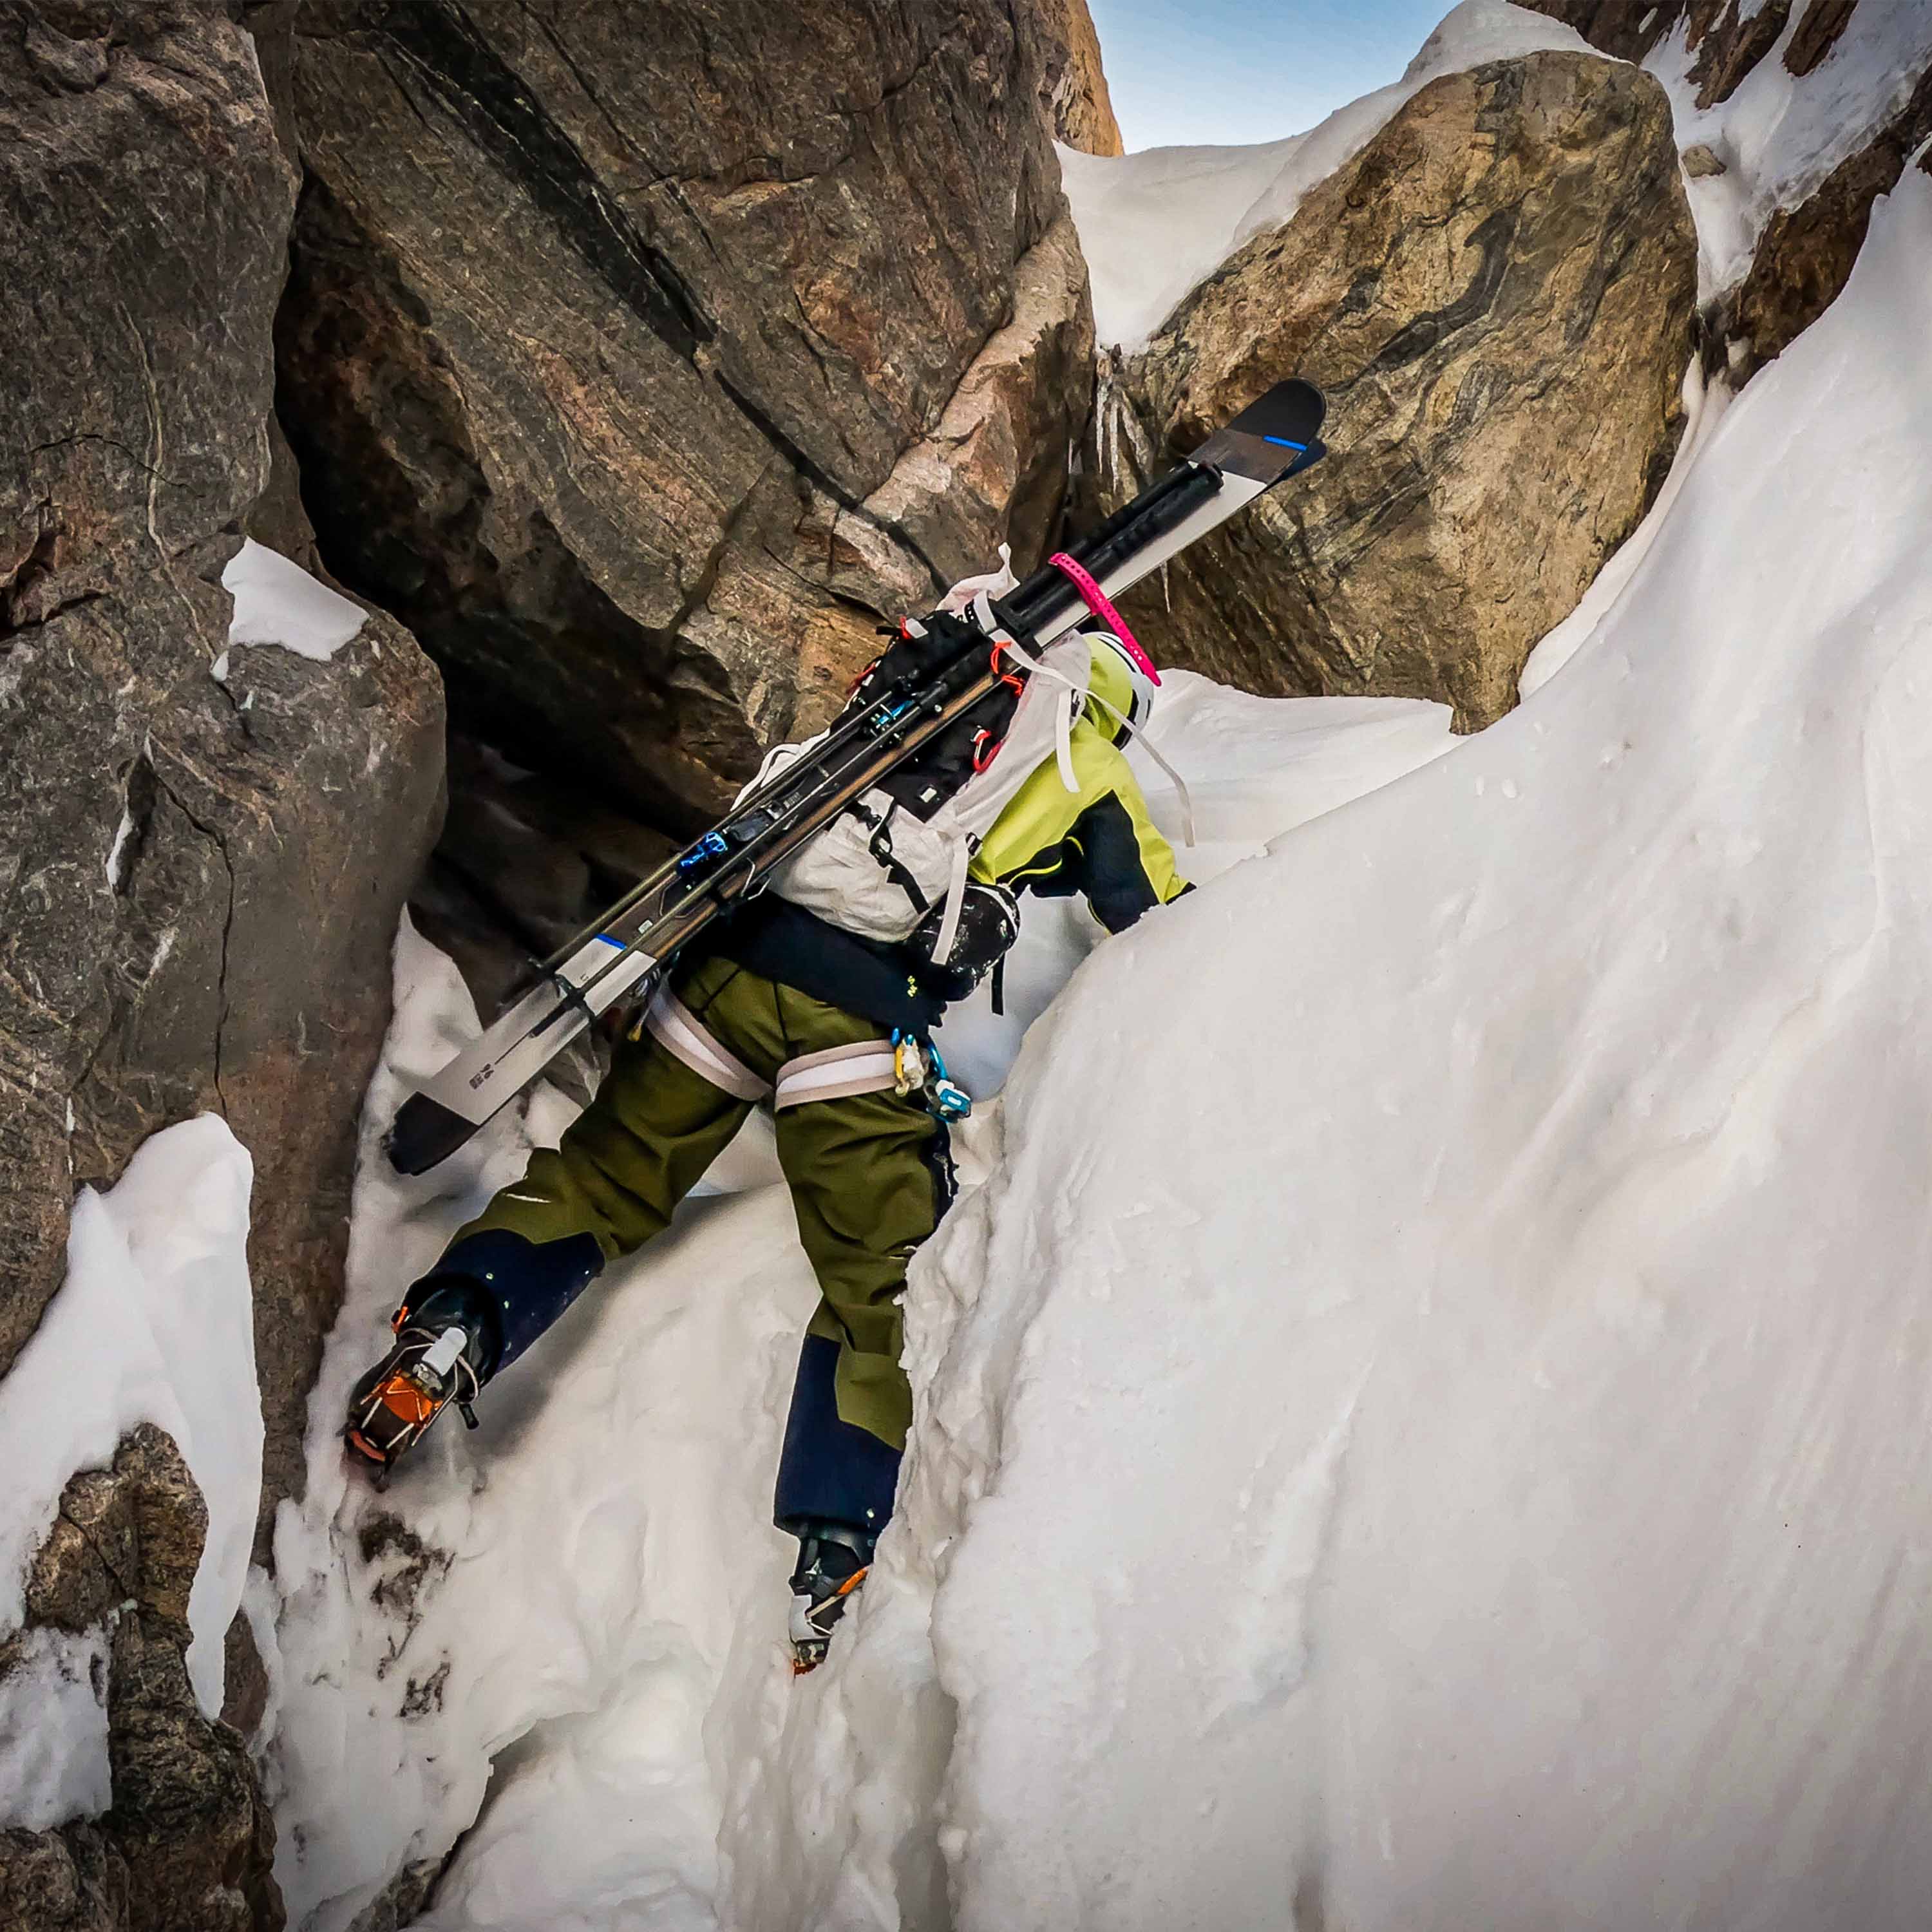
[1088,0,1457,151]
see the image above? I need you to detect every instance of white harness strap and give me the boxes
[773,1039,900,1111]
[645,990,772,1102]
[971,595,1196,846]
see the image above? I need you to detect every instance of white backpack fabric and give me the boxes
[767,631,1094,947]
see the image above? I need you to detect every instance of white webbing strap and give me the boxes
[773,1039,900,1110]
[974,592,1077,794]
[929,831,974,968]
[645,990,772,1102]
[972,596,1195,846]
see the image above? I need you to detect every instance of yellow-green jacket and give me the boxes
[971,641,1189,931]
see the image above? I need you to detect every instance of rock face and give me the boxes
[1517,0,1862,84]
[1098,53,1696,731]
[0,0,445,1569]
[0,1428,280,1932]
[1031,0,1124,155]
[279,0,1095,837]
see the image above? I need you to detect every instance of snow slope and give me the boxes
[261,694,1454,1930]
[257,15,1932,1927]
[936,677,1455,1095]
[838,164,1932,1930]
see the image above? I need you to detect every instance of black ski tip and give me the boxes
[1226,378,1325,448]
[385,1092,480,1176]
[1288,435,1329,478]
[1190,379,1328,487]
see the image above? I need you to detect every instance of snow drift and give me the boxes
[866,161,1932,1931]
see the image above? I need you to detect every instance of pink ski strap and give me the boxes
[1047,553,1160,685]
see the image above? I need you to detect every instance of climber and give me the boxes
[344,578,1190,1672]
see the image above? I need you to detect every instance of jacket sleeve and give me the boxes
[1068,752,1190,934]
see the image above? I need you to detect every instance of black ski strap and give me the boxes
[851,796,933,914]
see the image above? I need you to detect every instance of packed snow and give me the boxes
[218,537,367,680]
[0,1115,260,1829]
[0,1628,109,1832]
[1059,0,1595,348]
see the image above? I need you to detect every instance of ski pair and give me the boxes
[383,377,1329,1180]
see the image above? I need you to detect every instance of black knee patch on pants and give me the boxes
[412,1229,605,1381]
[773,1332,903,1538]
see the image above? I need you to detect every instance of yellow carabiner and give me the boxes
[893,1034,922,1098]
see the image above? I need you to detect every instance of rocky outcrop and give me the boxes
[1513,0,1696,64]
[278,0,1094,838]
[1097,52,1696,730]
[1030,0,1123,155]
[1719,61,1932,379]
[1529,0,1932,387]
[841,213,1096,615]
[1518,0,1862,80]
[0,0,444,1574]
[1685,0,1790,108]
[1783,0,1861,79]
[0,1428,280,1932]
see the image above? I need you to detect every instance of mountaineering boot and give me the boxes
[343,1229,606,1480]
[788,1521,878,1674]
[343,1280,491,1480]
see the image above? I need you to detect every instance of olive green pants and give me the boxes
[457,956,950,1455]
